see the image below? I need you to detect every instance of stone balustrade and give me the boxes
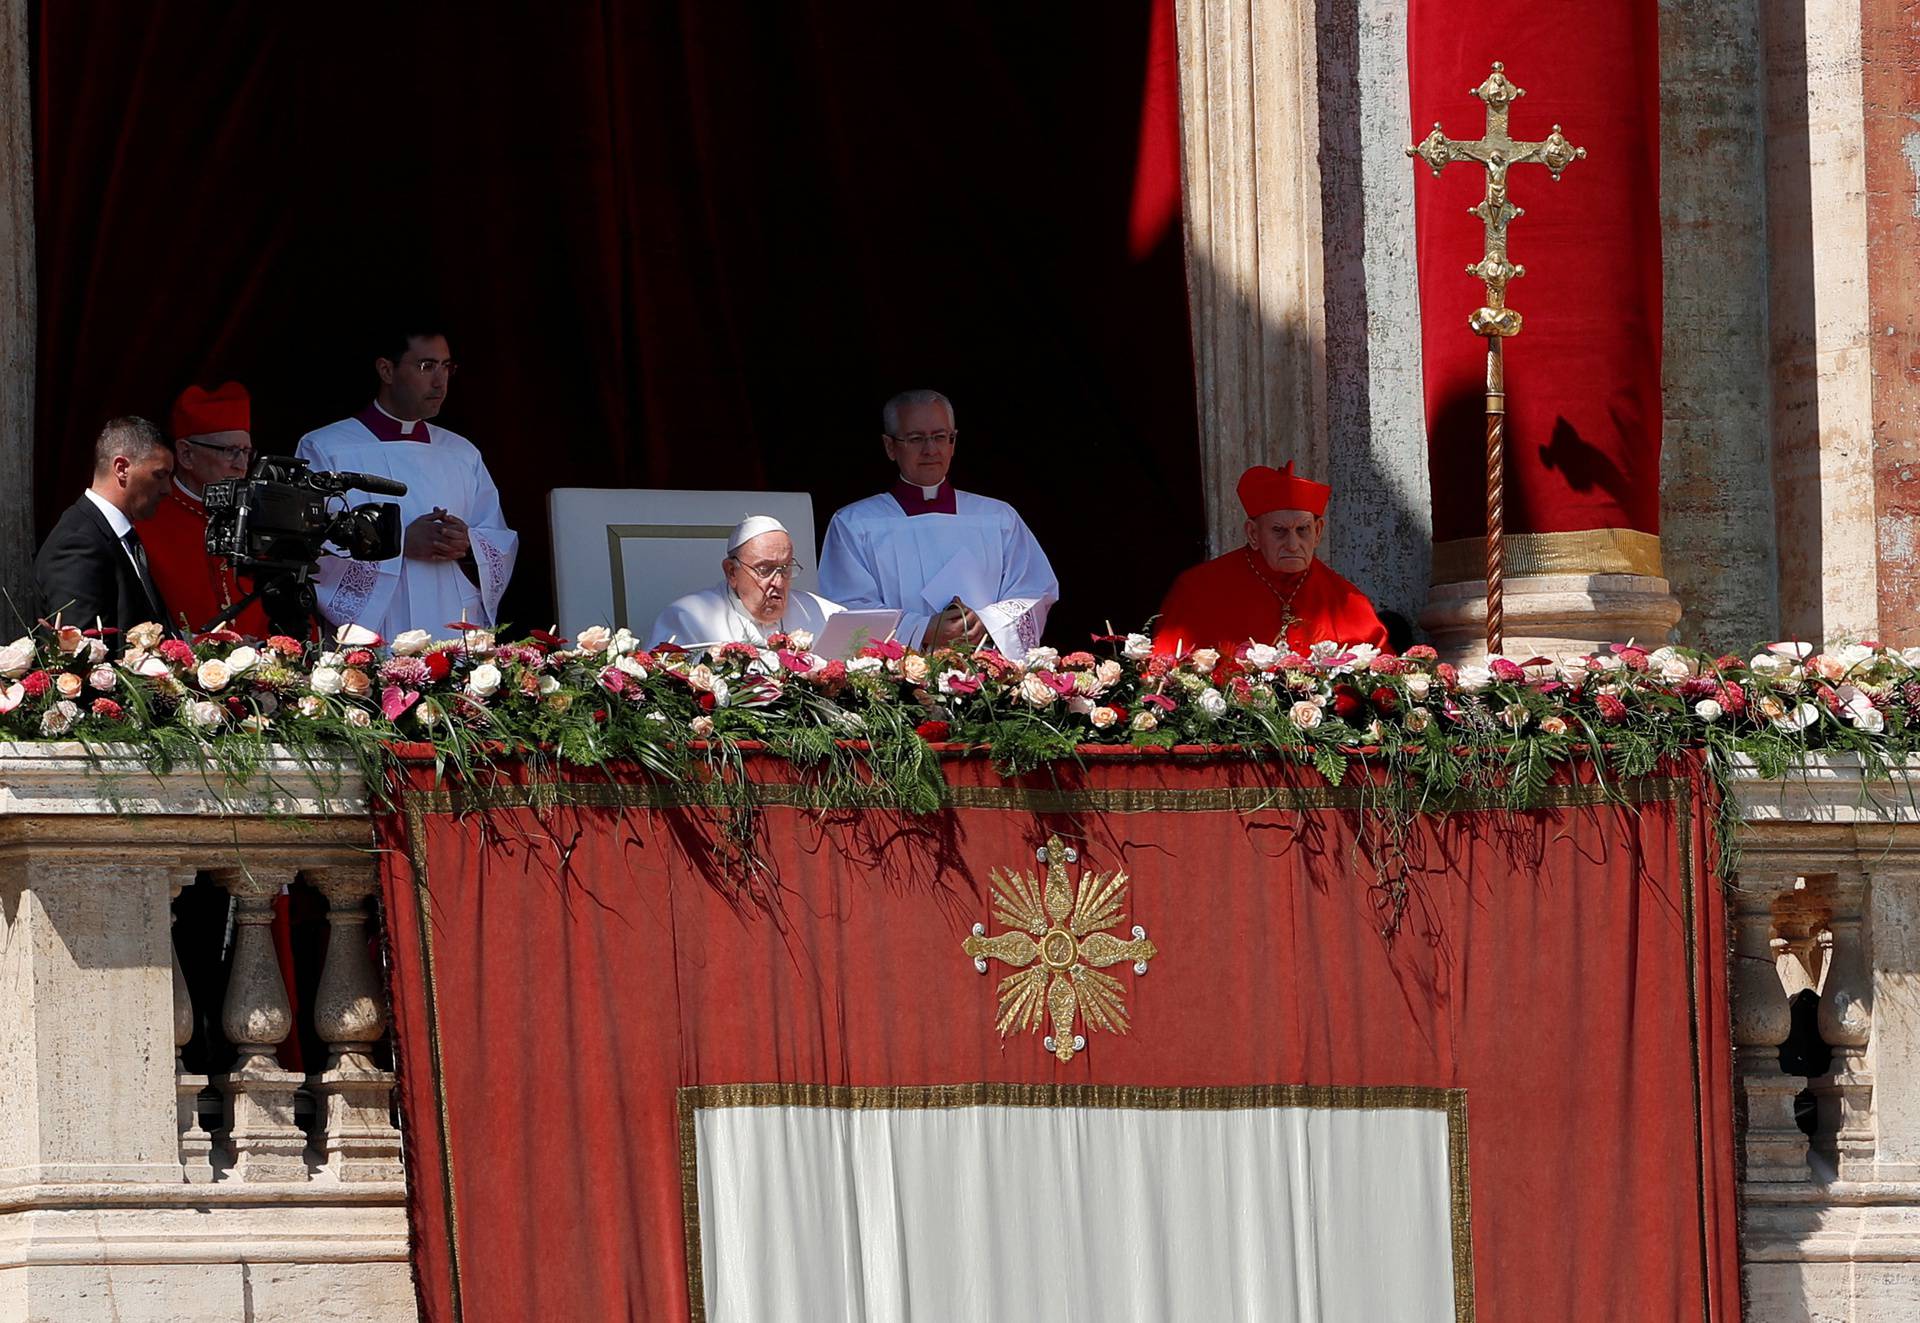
[1728,754,1920,1318]
[2,744,1916,1320]
[0,744,415,1322]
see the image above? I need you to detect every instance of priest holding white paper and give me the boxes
[296,323,517,639]
[649,515,846,649]
[817,390,1057,653]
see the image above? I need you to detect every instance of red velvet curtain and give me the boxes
[380,754,1739,1322]
[1408,0,1664,543]
[32,1,1201,640]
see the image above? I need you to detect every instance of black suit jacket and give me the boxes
[34,496,171,637]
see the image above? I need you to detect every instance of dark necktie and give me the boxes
[122,528,164,618]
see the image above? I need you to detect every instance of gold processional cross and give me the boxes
[1408,63,1584,655]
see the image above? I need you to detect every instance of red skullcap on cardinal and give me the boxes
[169,381,250,440]
[1236,462,1330,519]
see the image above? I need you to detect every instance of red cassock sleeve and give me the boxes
[139,495,273,637]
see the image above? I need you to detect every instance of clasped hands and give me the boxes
[922,598,987,650]
[404,507,472,562]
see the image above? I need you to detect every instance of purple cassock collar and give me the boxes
[889,477,956,516]
[355,402,430,443]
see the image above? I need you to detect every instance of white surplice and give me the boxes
[816,487,1058,653]
[648,585,842,650]
[295,406,517,640]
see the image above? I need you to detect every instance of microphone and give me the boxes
[331,471,409,497]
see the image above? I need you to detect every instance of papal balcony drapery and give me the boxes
[376,751,1738,1323]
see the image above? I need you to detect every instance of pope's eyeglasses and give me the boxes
[733,560,802,583]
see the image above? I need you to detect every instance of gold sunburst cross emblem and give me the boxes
[962,836,1158,1062]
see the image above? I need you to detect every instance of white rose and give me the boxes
[296,695,324,718]
[1694,699,1723,723]
[315,650,344,668]
[1244,643,1281,670]
[225,646,259,675]
[84,638,109,665]
[196,658,232,692]
[1089,705,1120,729]
[1900,646,1920,668]
[1405,674,1432,701]
[710,676,730,707]
[334,624,382,648]
[690,714,715,737]
[1188,648,1220,673]
[87,666,116,692]
[309,666,344,696]
[1095,659,1124,687]
[1405,706,1432,733]
[1196,687,1228,720]
[1659,656,1694,681]
[1065,693,1094,716]
[1024,647,1060,669]
[184,699,225,730]
[1289,700,1323,729]
[1122,633,1153,661]
[465,663,502,698]
[39,700,80,735]
[614,654,649,681]
[414,698,445,727]
[1018,673,1057,708]
[847,656,883,674]
[1501,703,1531,732]
[1851,703,1886,735]
[344,708,373,729]
[610,628,639,656]
[391,629,434,657]
[0,637,34,678]
[902,655,930,684]
[785,629,815,652]
[1131,709,1159,732]
[538,675,560,696]
[1456,665,1492,693]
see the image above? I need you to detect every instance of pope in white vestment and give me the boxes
[296,402,517,640]
[649,515,844,649]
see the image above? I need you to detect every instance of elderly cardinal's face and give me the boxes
[1246,509,1322,575]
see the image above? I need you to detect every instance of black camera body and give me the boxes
[203,455,405,573]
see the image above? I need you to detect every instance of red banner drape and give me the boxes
[376,752,1738,1322]
[1409,0,1664,545]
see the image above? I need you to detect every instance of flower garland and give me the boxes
[5,621,1916,827]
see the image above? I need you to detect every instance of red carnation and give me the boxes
[1368,686,1399,715]
[1679,677,1718,700]
[266,635,304,659]
[1331,684,1368,723]
[1404,645,1439,663]
[1718,682,1747,716]
[820,659,848,685]
[1714,654,1742,673]
[158,639,197,668]
[1436,662,1458,687]
[915,720,950,741]
[344,649,374,668]
[697,692,717,711]
[1595,694,1629,724]
[1060,651,1097,670]
[89,698,124,720]
[423,650,452,681]
[20,670,50,698]
[1613,644,1650,672]
[1489,657,1526,683]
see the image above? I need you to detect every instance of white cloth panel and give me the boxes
[694,1102,1455,1322]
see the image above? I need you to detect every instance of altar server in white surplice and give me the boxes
[817,390,1057,653]
[296,325,517,640]
[649,515,842,648]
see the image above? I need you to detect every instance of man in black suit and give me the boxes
[35,416,177,637]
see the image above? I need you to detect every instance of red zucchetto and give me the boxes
[1236,461,1329,519]
[169,381,250,440]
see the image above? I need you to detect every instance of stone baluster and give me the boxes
[304,866,403,1182]
[211,867,310,1182]
[1732,881,1806,1182]
[1812,885,1874,1180]
[171,877,214,1183]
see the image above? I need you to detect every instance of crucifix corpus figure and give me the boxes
[1408,61,1585,654]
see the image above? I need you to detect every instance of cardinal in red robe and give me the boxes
[1152,462,1389,656]
[137,382,272,638]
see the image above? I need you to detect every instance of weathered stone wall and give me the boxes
[1658,0,1780,649]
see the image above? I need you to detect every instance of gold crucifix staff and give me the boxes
[1408,62,1584,655]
